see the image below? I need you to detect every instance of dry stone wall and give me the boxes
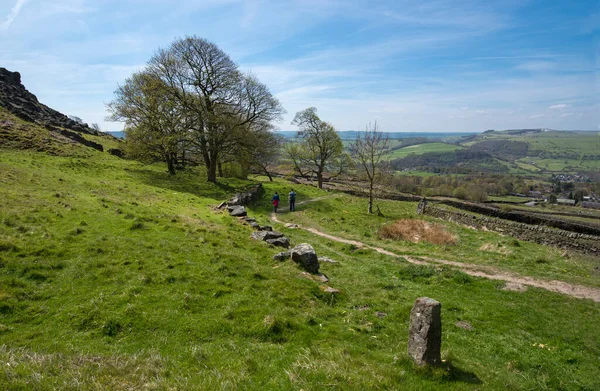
[425,205,600,255]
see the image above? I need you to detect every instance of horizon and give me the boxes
[1,0,598,133]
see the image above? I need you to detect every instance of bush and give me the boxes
[379,219,457,245]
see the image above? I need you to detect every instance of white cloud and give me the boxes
[0,0,28,30]
[548,104,570,110]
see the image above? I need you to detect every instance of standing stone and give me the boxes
[290,243,320,274]
[408,297,442,366]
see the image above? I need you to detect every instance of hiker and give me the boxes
[289,189,296,212]
[272,192,280,213]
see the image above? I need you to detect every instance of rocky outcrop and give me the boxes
[0,68,97,135]
[227,184,263,206]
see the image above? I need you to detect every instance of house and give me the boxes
[556,198,576,206]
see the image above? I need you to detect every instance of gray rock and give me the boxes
[408,297,442,366]
[251,231,284,242]
[249,221,260,229]
[290,243,320,274]
[317,274,329,283]
[284,223,299,229]
[228,206,247,217]
[273,251,290,261]
[323,286,340,294]
[375,311,387,318]
[259,225,273,231]
[266,237,290,248]
[319,256,337,264]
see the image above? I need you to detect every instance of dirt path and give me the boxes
[270,200,600,302]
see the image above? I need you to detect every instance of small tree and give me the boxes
[349,121,390,213]
[106,71,187,175]
[288,107,346,189]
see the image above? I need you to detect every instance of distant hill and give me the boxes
[275,130,476,140]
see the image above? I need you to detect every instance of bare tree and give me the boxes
[288,107,347,189]
[349,121,390,213]
[147,37,284,183]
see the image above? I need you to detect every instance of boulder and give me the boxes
[258,225,273,231]
[228,206,247,217]
[290,243,319,274]
[266,237,290,248]
[251,231,284,242]
[408,297,442,366]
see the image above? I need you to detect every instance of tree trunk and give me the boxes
[317,172,323,189]
[218,161,223,177]
[263,166,273,181]
[368,183,374,213]
[167,154,176,175]
[207,160,218,183]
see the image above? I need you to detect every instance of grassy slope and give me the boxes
[382,143,464,161]
[465,131,600,174]
[0,148,599,390]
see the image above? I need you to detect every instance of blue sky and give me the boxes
[1,0,598,132]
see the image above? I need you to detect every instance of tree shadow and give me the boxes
[127,167,247,201]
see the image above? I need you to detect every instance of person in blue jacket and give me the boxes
[288,189,296,212]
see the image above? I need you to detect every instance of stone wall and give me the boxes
[425,205,600,255]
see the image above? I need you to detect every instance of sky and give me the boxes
[1,0,598,132]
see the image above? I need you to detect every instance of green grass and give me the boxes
[382,143,464,161]
[257,192,600,288]
[1,148,599,390]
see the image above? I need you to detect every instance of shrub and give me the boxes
[379,219,457,245]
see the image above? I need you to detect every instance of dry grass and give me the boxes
[379,219,457,245]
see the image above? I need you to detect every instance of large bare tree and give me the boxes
[349,122,390,213]
[287,107,347,189]
[146,37,284,183]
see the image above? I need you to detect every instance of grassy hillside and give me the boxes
[382,143,464,161]
[1,147,599,390]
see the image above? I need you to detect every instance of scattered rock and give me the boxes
[273,251,290,261]
[249,221,260,229]
[408,297,442,366]
[216,202,227,209]
[317,274,329,283]
[266,237,290,248]
[228,206,247,217]
[290,243,320,274]
[357,305,370,311]
[251,231,284,241]
[322,286,340,294]
[259,225,273,231]
[455,321,473,331]
[319,256,337,264]
[375,311,388,318]
[285,223,299,229]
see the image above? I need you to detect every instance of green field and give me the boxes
[1,144,599,389]
[383,143,464,161]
